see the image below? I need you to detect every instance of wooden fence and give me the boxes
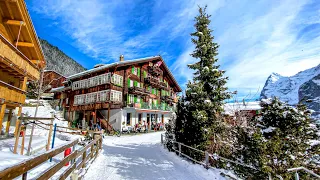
[161,134,320,180]
[0,135,102,180]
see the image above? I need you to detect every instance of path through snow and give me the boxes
[85,132,226,180]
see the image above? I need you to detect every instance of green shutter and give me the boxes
[138,68,140,77]
[132,66,134,73]
[144,71,147,78]
[134,81,137,87]
[134,96,137,103]
[128,79,131,87]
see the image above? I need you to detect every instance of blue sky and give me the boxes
[26,0,320,100]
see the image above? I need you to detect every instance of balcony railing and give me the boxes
[128,86,148,96]
[161,95,174,103]
[0,80,26,104]
[0,34,40,80]
[147,66,162,76]
[144,77,160,87]
[128,101,175,111]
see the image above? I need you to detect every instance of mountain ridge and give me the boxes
[260,64,320,115]
[39,38,86,77]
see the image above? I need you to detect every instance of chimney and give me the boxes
[120,55,124,62]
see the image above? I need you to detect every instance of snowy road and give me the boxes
[84,132,225,180]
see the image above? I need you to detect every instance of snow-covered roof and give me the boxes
[50,86,71,92]
[223,101,261,115]
[43,70,66,78]
[66,56,182,92]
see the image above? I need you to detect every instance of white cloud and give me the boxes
[173,0,320,94]
[29,0,320,96]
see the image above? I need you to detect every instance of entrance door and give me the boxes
[161,114,164,124]
[147,114,150,131]
[126,113,131,126]
[138,113,142,124]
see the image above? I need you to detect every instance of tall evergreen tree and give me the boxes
[175,6,231,161]
[235,97,320,179]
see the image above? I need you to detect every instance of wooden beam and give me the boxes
[14,41,34,47]
[0,104,6,135]
[0,0,17,2]
[5,109,12,134]
[3,19,25,26]
[5,1,14,19]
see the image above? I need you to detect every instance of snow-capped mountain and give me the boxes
[260,64,320,114]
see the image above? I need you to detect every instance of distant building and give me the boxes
[41,70,66,100]
[0,0,45,135]
[43,70,66,92]
[224,102,261,126]
[56,56,182,131]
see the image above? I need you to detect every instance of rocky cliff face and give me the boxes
[260,64,320,116]
[39,38,86,77]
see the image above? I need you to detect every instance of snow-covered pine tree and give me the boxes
[176,6,231,161]
[235,97,320,179]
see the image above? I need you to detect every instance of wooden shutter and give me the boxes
[144,71,147,78]
[132,66,134,74]
[128,79,131,87]
[134,96,137,103]
[138,68,140,77]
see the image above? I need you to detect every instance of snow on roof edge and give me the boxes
[66,56,160,80]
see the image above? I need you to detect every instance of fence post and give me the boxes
[82,151,87,168]
[178,143,181,157]
[205,151,209,169]
[46,119,54,151]
[13,117,22,154]
[161,134,163,144]
[22,172,27,180]
[71,144,76,164]
[90,144,94,159]
[294,171,299,180]
[49,124,57,162]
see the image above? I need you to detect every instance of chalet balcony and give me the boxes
[0,80,26,105]
[0,35,40,80]
[159,81,168,89]
[144,77,160,87]
[161,95,174,103]
[128,86,148,96]
[147,66,162,76]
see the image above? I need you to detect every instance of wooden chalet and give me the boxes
[43,70,66,92]
[58,55,182,131]
[0,0,45,135]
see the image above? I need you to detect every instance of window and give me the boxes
[85,94,90,104]
[138,113,142,123]
[110,90,122,102]
[119,76,123,86]
[111,74,123,87]
[132,66,137,75]
[72,81,80,90]
[128,94,134,104]
[128,79,134,87]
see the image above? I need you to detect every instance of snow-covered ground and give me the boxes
[85,132,229,180]
[0,100,82,179]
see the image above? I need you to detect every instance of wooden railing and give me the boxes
[0,135,102,180]
[0,80,26,104]
[0,34,40,80]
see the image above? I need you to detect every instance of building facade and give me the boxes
[59,56,181,131]
[0,0,45,135]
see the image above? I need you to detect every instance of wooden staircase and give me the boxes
[97,110,114,133]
